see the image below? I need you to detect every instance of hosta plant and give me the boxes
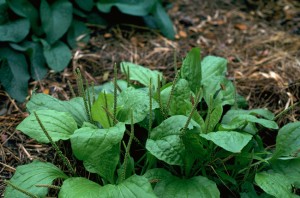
[4,48,300,197]
[0,0,174,102]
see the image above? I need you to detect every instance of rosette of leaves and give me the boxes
[0,0,175,102]
[6,48,299,197]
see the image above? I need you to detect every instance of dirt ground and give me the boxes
[1,0,300,196]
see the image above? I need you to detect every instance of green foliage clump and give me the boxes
[0,0,175,102]
[5,48,300,197]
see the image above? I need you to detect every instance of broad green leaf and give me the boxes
[5,160,68,198]
[220,114,278,132]
[120,62,163,91]
[180,47,201,94]
[26,93,88,126]
[67,19,90,48]
[40,0,72,44]
[271,158,300,188]
[71,123,125,180]
[74,0,93,11]
[0,18,29,42]
[83,144,120,183]
[200,56,236,107]
[160,80,205,130]
[91,80,128,96]
[182,132,208,175]
[167,79,192,115]
[150,2,175,39]
[200,131,252,153]
[91,92,114,128]
[61,175,155,197]
[143,168,173,183]
[117,87,159,124]
[222,108,275,123]
[255,171,297,198]
[146,115,200,165]
[6,0,40,34]
[201,55,227,84]
[71,122,125,159]
[154,174,220,198]
[10,41,48,80]
[203,77,236,107]
[59,177,102,198]
[116,157,135,183]
[273,122,300,159]
[205,103,223,133]
[17,110,77,143]
[97,0,155,16]
[0,47,30,102]
[220,108,277,135]
[240,182,267,198]
[42,40,71,71]
[100,175,156,197]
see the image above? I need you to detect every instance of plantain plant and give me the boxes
[4,48,300,197]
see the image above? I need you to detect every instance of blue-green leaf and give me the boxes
[180,47,201,94]
[0,47,30,102]
[67,19,90,48]
[255,171,297,198]
[5,160,68,198]
[0,1,9,25]
[6,0,40,34]
[97,0,155,16]
[117,87,159,124]
[10,41,48,80]
[154,174,220,198]
[200,131,252,153]
[273,122,300,159]
[74,0,93,11]
[17,110,78,143]
[150,2,175,39]
[26,93,88,126]
[40,0,72,44]
[42,40,71,71]
[0,18,30,42]
[146,115,200,165]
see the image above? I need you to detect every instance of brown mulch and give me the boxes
[1,0,300,196]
